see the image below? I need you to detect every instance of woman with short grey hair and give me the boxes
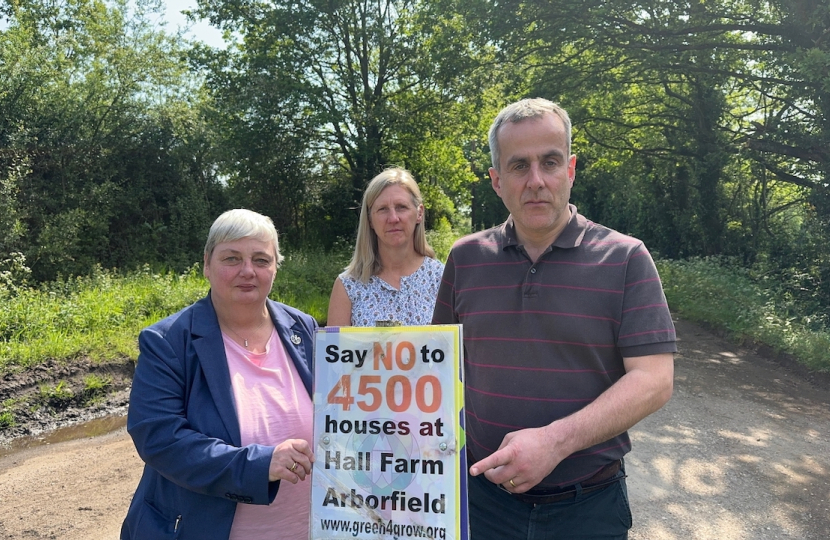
[122,209,316,540]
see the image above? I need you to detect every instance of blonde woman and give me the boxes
[327,167,443,326]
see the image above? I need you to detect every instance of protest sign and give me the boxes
[310,325,466,540]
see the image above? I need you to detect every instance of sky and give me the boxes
[160,0,226,48]
[1,0,227,47]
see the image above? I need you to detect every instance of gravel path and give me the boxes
[628,320,830,539]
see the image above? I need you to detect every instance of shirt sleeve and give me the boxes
[617,244,677,358]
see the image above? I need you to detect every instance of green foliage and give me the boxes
[39,380,74,408]
[0,412,14,428]
[197,0,495,246]
[494,0,830,314]
[0,252,31,298]
[81,374,112,403]
[271,248,352,325]
[658,257,830,372]
[0,265,208,371]
[83,373,111,392]
[0,400,16,428]
[0,247,352,373]
[0,151,30,297]
[0,152,27,255]
[426,217,466,263]
[0,0,226,282]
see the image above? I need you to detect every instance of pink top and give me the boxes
[225,328,313,540]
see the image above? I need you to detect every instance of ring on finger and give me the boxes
[290,461,298,472]
[509,478,516,488]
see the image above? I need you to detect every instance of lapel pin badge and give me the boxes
[290,334,302,345]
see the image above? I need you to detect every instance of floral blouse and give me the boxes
[338,257,444,326]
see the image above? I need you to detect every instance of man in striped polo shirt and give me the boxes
[432,98,676,539]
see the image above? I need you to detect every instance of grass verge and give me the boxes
[658,257,830,372]
[0,264,207,372]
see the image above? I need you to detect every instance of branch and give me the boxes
[746,137,830,164]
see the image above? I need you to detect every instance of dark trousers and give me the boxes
[467,468,632,540]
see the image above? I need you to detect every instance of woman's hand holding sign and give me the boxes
[269,439,315,483]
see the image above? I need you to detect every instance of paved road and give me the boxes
[0,319,828,539]
[628,320,830,539]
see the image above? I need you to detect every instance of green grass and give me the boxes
[0,248,827,378]
[0,264,208,371]
[272,247,350,324]
[658,257,830,372]
[0,249,350,373]
[0,408,15,428]
[426,216,467,263]
[39,380,75,408]
[83,373,112,392]
[1,397,24,428]
[81,374,113,403]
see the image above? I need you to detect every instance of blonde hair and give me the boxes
[204,209,284,266]
[489,98,572,171]
[344,167,435,283]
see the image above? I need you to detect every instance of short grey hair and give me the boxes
[204,209,284,266]
[488,98,572,171]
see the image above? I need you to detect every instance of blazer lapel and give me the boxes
[268,301,313,395]
[191,296,242,446]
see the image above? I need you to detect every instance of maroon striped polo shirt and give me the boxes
[432,205,677,488]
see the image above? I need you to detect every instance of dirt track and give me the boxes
[0,318,828,539]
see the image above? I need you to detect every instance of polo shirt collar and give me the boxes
[500,204,588,251]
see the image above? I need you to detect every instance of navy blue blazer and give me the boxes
[120,294,316,540]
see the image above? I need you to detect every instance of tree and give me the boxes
[0,0,226,280]
[195,0,494,244]
[489,0,830,312]
[489,0,828,250]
